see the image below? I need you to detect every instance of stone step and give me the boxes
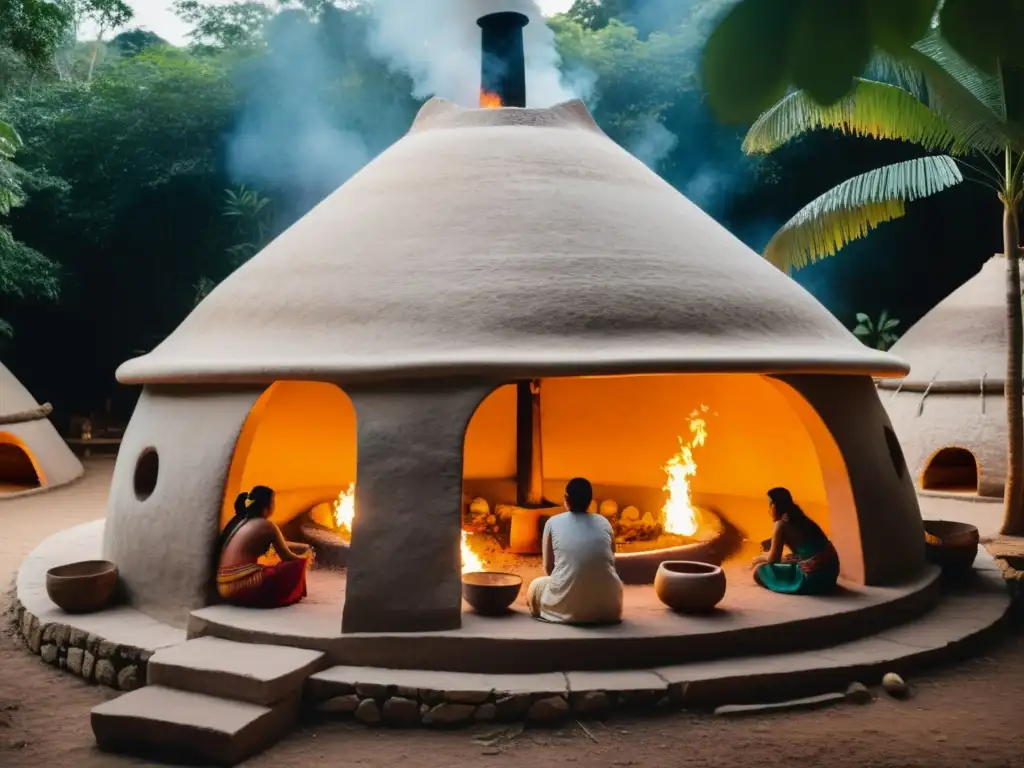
[147,636,324,706]
[91,685,300,767]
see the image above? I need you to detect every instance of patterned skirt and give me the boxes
[216,558,308,608]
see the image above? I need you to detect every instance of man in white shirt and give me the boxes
[526,477,624,625]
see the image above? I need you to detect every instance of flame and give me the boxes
[333,481,484,573]
[461,530,486,573]
[480,89,503,109]
[661,405,709,537]
[333,482,355,535]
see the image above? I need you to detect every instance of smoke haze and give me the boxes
[368,0,590,107]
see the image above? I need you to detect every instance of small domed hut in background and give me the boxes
[880,256,1012,499]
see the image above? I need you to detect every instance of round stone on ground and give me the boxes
[422,703,476,727]
[382,697,421,726]
[845,682,873,705]
[355,698,382,725]
[882,673,909,699]
[527,696,570,724]
[39,644,58,665]
[117,665,140,691]
[94,659,116,687]
[474,703,497,722]
[317,695,360,715]
[571,691,611,717]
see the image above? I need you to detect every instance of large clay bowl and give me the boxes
[923,520,979,572]
[46,560,119,614]
[462,572,523,616]
[654,561,727,614]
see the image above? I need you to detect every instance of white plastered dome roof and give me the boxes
[118,99,906,385]
[879,255,1008,389]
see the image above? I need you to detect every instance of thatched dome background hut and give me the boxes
[880,255,1012,498]
[0,362,83,497]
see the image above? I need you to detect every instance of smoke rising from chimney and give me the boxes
[367,0,590,107]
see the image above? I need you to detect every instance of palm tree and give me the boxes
[742,34,1024,535]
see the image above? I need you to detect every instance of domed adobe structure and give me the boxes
[880,255,1014,498]
[103,96,926,633]
[0,361,83,497]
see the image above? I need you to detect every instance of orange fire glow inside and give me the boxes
[480,89,503,109]
[661,405,709,537]
[331,483,485,573]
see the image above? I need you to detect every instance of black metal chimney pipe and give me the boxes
[477,11,529,108]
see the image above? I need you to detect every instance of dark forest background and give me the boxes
[0,0,1002,433]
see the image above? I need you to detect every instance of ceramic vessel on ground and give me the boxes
[654,561,727,613]
[461,572,523,615]
[923,520,979,572]
[45,560,119,613]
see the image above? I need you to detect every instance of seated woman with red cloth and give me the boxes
[215,486,315,608]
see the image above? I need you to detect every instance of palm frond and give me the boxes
[865,51,926,97]
[743,79,963,155]
[903,33,1018,153]
[0,121,21,159]
[915,32,1006,119]
[764,155,963,272]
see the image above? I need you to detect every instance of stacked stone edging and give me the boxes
[307,676,671,727]
[6,597,150,692]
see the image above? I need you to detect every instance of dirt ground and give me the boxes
[2,460,1024,768]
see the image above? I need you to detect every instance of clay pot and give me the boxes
[923,520,979,572]
[45,560,119,614]
[461,572,522,616]
[654,561,726,614]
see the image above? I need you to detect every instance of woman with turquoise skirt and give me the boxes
[752,487,840,595]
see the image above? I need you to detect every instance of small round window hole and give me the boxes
[133,448,159,501]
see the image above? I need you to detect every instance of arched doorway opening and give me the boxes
[220,382,357,535]
[460,374,850,576]
[921,447,979,494]
[0,432,43,494]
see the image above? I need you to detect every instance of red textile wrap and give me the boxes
[222,558,308,609]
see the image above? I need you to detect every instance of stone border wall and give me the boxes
[308,681,664,727]
[5,597,150,693]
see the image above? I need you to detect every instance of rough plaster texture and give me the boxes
[885,390,1005,498]
[0,361,83,494]
[779,375,925,585]
[342,383,493,633]
[116,99,904,386]
[103,387,261,627]
[877,256,1015,497]
[103,98,926,633]
[880,256,1011,388]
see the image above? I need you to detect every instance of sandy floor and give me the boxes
[2,460,1024,768]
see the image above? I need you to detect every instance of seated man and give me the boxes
[527,477,623,624]
[215,485,317,608]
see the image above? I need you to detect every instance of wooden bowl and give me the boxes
[654,561,727,613]
[923,520,979,572]
[46,560,119,614]
[461,571,522,616]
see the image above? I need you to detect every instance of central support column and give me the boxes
[516,379,544,506]
[342,382,492,634]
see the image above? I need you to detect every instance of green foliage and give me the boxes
[0,119,58,337]
[173,0,274,49]
[223,184,272,263]
[701,0,1024,124]
[852,309,900,350]
[743,79,966,156]
[745,33,1024,272]
[0,0,73,70]
[764,156,962,271]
